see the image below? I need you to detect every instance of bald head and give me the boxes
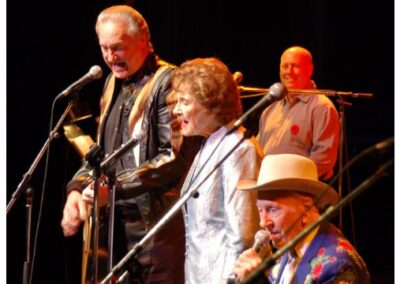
[282,46,313,63]
[280,46,314,89]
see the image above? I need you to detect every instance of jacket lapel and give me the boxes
[274,252,290,283]
[291,223,330,284]
[98,74,116,143]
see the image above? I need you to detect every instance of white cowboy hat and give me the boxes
[237,154,338,208]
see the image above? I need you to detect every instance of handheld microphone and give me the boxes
[252,229,271,256]
[227,82,287,135]
[228,230,271,284]
[56,65,103,100]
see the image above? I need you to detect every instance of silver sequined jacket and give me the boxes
[181,126,262,284]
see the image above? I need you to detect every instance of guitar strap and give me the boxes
[98,65,172,142]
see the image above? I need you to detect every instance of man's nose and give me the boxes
[259,213,273,229]
[106,50,117,62]
[173,103,181,115]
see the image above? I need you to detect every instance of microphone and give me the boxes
[233,71,244,84]
[360,137,394,158]
[56,65,103,100]
[226,82,287,135]
[372,137,394,153]
[252,229,271,256]
[100,130,147,171]
[228,230,271,284]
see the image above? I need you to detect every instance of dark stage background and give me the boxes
[7,0,394,283]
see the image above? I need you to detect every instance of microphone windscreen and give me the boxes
[233,71,243,83]
[89,65,103,79]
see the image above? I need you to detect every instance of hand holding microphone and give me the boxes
[232,230,271,283]
[251,229,271,257]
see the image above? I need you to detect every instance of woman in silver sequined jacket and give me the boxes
[169,57,262,284]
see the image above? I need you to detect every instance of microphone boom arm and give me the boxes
[7,98,76,214]
[239,86,373,99]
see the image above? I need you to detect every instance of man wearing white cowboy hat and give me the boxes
[233,154,370,284]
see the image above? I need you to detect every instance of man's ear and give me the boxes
[307,63,314,79]
[300,196,317,226]
[301,195,314,209]
[137,33,149,49]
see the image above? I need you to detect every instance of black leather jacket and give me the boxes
[66,54,201,227]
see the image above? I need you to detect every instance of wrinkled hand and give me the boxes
[233,248,262,281]
[61,191,88,236]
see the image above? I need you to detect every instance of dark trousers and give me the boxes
[114,207,185,284]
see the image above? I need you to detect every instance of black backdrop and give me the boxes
[7,0,394,283]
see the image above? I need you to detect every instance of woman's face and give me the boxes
[173,84,220,137]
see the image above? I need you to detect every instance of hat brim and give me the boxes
[237,178,338,208]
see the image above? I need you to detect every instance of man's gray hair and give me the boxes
[95,5,151,40]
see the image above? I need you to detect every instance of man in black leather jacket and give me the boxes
[61,5,200,283]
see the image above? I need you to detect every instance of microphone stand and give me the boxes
[84,135,144,284]
[23,187,34,284]
[100,129,254,284]
[239,88,373,99]
[101,135,144,278]
[241,158,393,284]
[107,170,116,275]
[7,93,79,284]
[85,145,104,284]
[335,95,352,232]
[7,96,77,214]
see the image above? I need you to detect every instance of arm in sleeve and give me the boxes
[147,67,175,164]
[116,135,203,199]
[310,100,340,180]
[115,67,182,197]
[66,160,93,194]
